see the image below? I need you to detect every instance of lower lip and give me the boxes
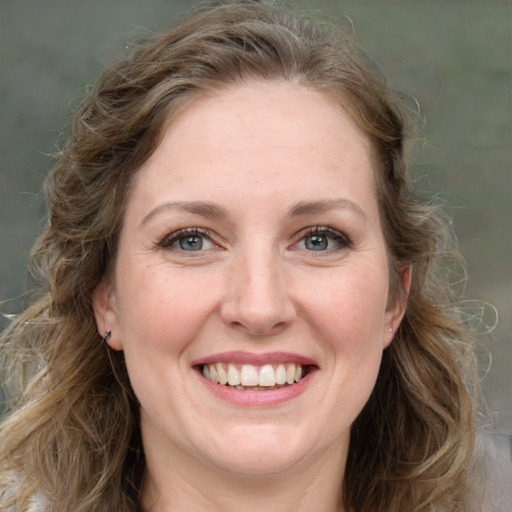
[196,369,316,407]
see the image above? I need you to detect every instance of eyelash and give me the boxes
[158,225,351,254]
[158,227,215,250]
[295,226,352,252]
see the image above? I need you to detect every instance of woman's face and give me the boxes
[94,81,407,479]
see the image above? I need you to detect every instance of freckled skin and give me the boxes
[93,81,408,511]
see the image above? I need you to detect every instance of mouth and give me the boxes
[199,362,311,391]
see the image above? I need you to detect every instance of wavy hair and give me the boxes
[1,1,480,510]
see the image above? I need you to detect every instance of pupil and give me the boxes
[306,235,328,251]
[179,236,203,251]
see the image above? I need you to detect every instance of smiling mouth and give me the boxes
[200,362,310,390]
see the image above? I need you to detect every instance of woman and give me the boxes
[0,1,483,510]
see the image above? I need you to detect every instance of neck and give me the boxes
[141,440,348,512]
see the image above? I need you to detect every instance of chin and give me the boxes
[209,451,307,478]
[197,424,318,477]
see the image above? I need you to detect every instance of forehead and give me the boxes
[163,80,370,157]
[129,80,378,220]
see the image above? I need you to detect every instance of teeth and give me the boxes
[217,362,228,385]
[276,364,287,385]
[241,365,259,386]
[286,364,295,385]
[210,364,218,383]
[203,362,305,388]
[227,364,241,386]
[259,365,275,386]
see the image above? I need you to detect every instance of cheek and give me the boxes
[115,264,222,356]
[304,264,389,348]
[302,263,388,388]
[114,267,223,415]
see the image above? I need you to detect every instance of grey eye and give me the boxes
[304,234,329,251]
[295,228,351,252]
[177,235,204,251]
[160,229,216,251]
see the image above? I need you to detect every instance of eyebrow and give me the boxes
[140,197,367,227]
[140,201,229,226]
[289,199,367,220]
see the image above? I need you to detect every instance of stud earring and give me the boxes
[103,330,112,342]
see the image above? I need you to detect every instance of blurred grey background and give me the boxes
[1,0,510,431]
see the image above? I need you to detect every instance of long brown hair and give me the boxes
[1,1,479,510]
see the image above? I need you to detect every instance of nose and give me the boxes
[220,248,297,336]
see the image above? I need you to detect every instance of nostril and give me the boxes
[221,297,296,336]
[228,319,289,337]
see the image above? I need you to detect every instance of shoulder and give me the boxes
[27,493,47,512]
[1,480,47,512]
[479,432,512,512]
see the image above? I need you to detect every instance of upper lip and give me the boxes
[191,351,319,367]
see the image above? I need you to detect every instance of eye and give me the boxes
[159,228,216,252]
[295,227,351,252]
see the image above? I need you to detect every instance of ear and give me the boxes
[383,265,412,348]
[91,279,123,351]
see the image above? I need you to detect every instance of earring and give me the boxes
[103,330,112,342]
